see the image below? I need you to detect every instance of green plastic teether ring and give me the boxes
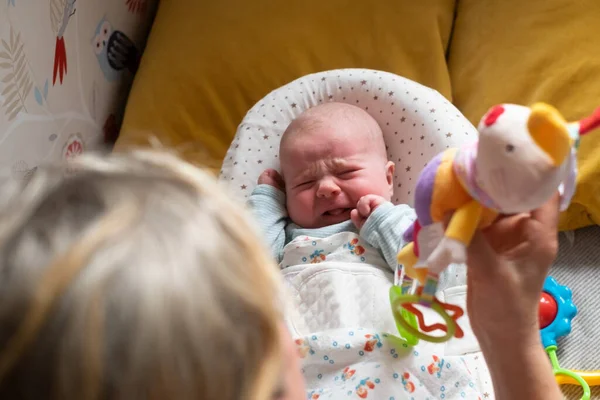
[547,345,590,400]
[554,369,591,400]
[391,294,456,343]
[389,286,419,346]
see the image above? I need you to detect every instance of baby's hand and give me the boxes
[257,169,285,192]
[351,195,387,230]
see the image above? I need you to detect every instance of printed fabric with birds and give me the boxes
[50,0,76,85]
[93,17,140,82]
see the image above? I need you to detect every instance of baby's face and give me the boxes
[280,118,394,229]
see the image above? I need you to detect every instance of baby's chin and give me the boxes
[293,208,352,229]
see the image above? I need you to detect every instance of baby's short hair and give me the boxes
[0,150,282,400]
[281,102,387,158]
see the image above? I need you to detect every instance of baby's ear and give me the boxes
[385,161,395,191]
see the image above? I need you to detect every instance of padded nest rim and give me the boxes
[219,68,478,206]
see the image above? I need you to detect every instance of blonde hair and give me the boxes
[0,150,283,400]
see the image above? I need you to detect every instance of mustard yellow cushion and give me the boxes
[448,0,600,230]
[115,0,457,171]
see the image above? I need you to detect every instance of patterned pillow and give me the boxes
[0,0,155,185]
[219,69,477,207]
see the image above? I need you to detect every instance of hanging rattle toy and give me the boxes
[540,276,600,400]
[390,102,600,343]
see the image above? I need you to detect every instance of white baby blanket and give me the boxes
[281,233,494,399]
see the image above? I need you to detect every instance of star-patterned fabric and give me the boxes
[219,68,478,206]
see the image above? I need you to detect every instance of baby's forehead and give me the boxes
[280,102,386,163]
[299,102,370,125]
[283,107,375,144]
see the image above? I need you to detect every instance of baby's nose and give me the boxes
[316,179,341,198]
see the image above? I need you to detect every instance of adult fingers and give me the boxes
[531,193,560,231]
[481,213,530,254]
[481,213,528,237]
[466,230,498,276]
[526,193,560,265]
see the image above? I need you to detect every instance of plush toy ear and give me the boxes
[527,103,571,166]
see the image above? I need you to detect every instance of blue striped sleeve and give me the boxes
[246,184,288,262]
[360,202,416,270]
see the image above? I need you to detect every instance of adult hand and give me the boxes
[465,194,562,400]
[466,193,559,346]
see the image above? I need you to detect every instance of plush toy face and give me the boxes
[474,104,569,213]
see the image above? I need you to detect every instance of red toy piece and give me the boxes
[539,291,558,329]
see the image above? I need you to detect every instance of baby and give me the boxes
[248,102,415,269]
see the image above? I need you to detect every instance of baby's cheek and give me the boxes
[372,177,393,200]
[288,192,314,217]
[347,179,383,200]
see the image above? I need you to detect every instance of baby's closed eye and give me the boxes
[337,169,360,179]
[294,180,315,189]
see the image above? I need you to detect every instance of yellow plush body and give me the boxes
[429,149,498,238]
[397,148,498,283]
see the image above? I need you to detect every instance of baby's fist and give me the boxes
[351,195,387,230]
[257,169,285,191]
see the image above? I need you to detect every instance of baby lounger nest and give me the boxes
[218,69,494,396]
[219,68,477,204]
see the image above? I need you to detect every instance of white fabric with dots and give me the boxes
[219,68,478,205]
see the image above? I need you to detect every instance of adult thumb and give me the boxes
[466,231,497,276]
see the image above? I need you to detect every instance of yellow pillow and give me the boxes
[115,0,457,171]
[448,0,600,230]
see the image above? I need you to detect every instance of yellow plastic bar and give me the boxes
[556,371,600,387]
